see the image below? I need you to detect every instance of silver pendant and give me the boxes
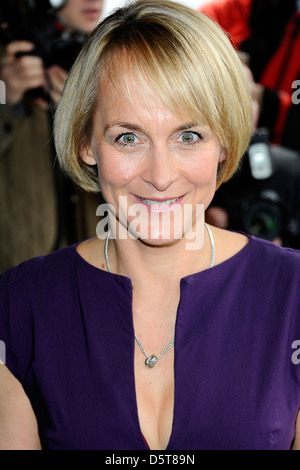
[145,355,158,368]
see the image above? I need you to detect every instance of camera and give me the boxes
[213,129,300,248]
[0,0,85,72]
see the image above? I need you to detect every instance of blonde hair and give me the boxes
[54,0,253,192]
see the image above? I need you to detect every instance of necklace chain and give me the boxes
[104,223,215,368]
[134,334,175,369]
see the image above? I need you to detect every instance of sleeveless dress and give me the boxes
[1,235,300,450]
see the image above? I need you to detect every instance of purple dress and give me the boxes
[1,235,300,450]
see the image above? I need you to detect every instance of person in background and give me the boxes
[206,56,300,248]
[199,1,300,245]
[0,0,104,273]
[0,0,300,451]
[198,0,300,153]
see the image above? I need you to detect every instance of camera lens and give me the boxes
[244,201,282,240]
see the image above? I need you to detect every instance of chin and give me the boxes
[137,235,183,248]
[126,223,189,248]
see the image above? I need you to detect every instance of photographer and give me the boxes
[206,135,300,247]
[199,0,300,153]
[206,57,300,248]
[0,0,104,273]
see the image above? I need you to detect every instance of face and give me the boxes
[58,0,103,34]
[81,76,225,246]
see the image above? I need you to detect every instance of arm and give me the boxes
[292,409,300,450]
[0,364,42,450]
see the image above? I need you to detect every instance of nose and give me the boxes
[142,145,179,191]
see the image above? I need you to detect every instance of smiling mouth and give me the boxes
[137,196,181,206]
[133,195,186,212]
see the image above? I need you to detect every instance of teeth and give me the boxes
[139,197,180,205]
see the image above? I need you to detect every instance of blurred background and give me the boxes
[0,0,299,274]
[102,0,206,16]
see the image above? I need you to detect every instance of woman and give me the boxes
[0,0,300,450]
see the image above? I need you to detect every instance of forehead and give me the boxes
[99,70,157,107]
[95,75,181,132]
[96,66,207,128]
[95,42,215,129]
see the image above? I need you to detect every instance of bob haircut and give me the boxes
[54,0,253,193]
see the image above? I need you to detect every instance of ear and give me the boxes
[80,145,97,166]
[219,148,226,163]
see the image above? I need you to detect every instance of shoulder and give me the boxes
[248,235,300,269]
[0,244,78,297]
[213,225,300,275]
[0,245,81,373]
[250,237,300,290]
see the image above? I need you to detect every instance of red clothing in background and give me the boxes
[199,0,300,150]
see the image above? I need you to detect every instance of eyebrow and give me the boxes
[103,122,144,134]
[103,121,202,135]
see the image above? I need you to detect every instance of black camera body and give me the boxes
[0,0,84,71]
[213,130,300,248]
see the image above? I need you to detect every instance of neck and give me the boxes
[105,224,214,284]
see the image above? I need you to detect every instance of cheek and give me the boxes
[184,153,220,185]
[98,149,139,186]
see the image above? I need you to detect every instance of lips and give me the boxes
[138,196,181,205]
[133,194,185,212]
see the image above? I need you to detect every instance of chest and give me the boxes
[31,313,298,450]
[28,265,300,450]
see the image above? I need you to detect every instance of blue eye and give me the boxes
[116,133,137,145]
[180,131,202,144]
